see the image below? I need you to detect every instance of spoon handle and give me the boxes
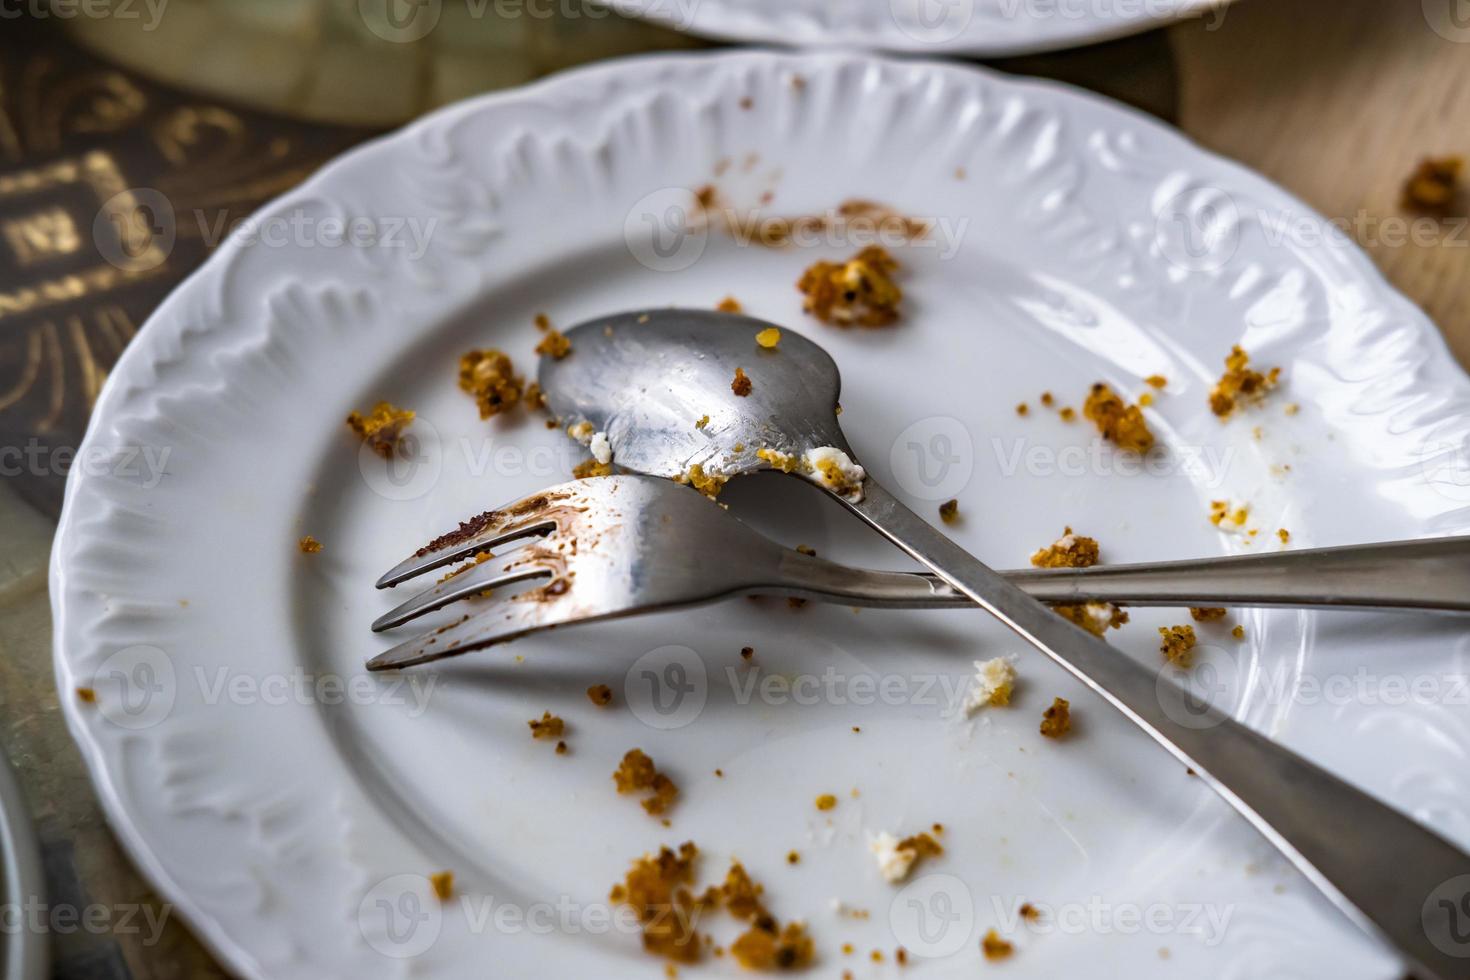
[837,477,1470,980]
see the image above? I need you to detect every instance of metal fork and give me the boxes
[366,475,1470,670]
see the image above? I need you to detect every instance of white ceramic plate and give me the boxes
[51,50,1470,979]
[613,0,1234,56]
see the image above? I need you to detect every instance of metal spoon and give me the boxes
[539,308,1470,980]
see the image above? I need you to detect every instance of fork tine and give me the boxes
[366,597,572,671]
[376,512,557,589]
[371,554,553,631]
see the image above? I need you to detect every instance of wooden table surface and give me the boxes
[3,5,1468,977]
[1172,0,1470,367]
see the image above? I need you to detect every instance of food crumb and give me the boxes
[1040,391,1055,407]
[798,245,902,327]
[1040,698,1071,739]
[1055,602,1128,637]
[683,463,728,498]
[1232,625,1246,640]
[731,368,752,396]
[430,871,454,901]
[1278,528,1291,544]
[529,711,565,740]
[1058,406,1077,422]
[741,646,754,660]
[1158,625,1198,666]
[1016,402,1029,416]
[869,830,942,883]
[963,656,1016,713]
[1083,382,1155,453]
[1145,374,1168,389]
[608,842,702,963]
[587,684,614,707]
[533,316,573,360]
[1209,500,1251,531]
[76,686,96,703]
[1284,402,1300,416]
[572,459,614,479]
[298,535,322,554]
[695,414,711,429]
[1019,902,1040,922]
[346,401,415,458]
[1402,156,1463,214]
[458,348,525,418]
[938,499,960,524]
[786,850,800,865]
[555,740,568,755]
[981,929,1014,961]
[1209,346,1280,419]
[755,326,782,348]
[614,749,679,815]
[1190,607,1228,622]
[1030,527,1099,568]
[717,296,744,313]
[815,793,837,811]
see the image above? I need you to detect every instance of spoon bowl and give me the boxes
[538,309,853,488]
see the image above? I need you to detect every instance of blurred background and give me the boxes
[1,0,1467,975]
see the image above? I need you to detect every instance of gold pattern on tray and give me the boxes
[0,23,371,514]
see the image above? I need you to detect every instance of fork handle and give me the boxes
[777,536,1470,612]
[832,478,1470,980]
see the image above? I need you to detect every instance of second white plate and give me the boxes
[613,0,1234,55]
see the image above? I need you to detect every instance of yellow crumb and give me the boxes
[981,929,1015,961]
[1083,382,1154,453]
[1040,698,1071,739]
[1210,346,1280,419]
[346,401,415,458]
[298,535,322,554]
[1030,527,1099,568]
[430,871,454,901]
[797,246,902,327]
[1158,625,1198,666]
[755,327,781,348]
[731,367,752,396]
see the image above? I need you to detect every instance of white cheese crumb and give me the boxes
[590,431,612,465]
[868,832,917,884]
[963,656,1016,715]
[802,446,866,501]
